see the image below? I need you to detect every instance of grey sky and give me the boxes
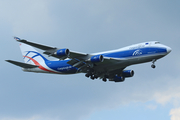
[1,0,180,120]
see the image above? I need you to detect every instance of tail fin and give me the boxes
[19,43,48,65]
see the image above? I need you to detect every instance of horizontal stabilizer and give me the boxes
[6,60,39,68]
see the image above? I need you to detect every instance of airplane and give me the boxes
[6,37,171,82]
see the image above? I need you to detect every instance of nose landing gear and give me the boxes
[151,59,156,69]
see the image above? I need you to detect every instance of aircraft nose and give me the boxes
[166,46,172,54]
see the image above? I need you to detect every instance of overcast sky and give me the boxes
[1,0,180,120]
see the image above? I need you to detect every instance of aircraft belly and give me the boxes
[94,53,166,73]
[128,54,166,65]
[94,61,128,72]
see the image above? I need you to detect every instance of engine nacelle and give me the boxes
[122,70,134,77]
[56,48,70,57]
[90,55,104,63]
[113,76,125,82]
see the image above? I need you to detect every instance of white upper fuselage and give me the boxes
[93,41,171,55]
[89,41,171,72]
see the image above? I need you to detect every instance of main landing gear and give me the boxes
[85,69,98,80]
[85,71,108,82]
[151,59,156,69]
[85,73,98,80]
[102,75,109,82]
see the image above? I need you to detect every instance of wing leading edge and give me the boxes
[15,37,88,59]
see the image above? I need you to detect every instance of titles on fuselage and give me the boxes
[57,66,72,71]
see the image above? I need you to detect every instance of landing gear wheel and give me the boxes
[103,78,107,82]
[151,64,156,68]
[94,75,98,79]
[85,74,90,78]
[90,75,95,80]
[151,59,156,69]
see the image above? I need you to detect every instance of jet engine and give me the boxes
[122,70,134,77]
[90,55,104,63]
[55,48,70,57]
[113,76,125,82]
[111,70,134,82]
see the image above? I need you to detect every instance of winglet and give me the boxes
[14,36,21,41]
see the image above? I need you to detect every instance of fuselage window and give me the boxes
[155,42,160,44]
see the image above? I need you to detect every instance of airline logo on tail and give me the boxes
[23,51,47,63]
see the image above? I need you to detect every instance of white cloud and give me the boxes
[170,108,180,120]
[153,92,172,105]
[150,76,180,120]
[153,77,180,106]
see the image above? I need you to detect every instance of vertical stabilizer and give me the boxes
[19,43,48,65]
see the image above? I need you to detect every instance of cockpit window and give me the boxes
[155,42,160,44]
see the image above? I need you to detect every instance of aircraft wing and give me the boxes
[15,37,88,59]
[67,56,125,73]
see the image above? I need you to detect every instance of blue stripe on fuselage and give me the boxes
[45,47,167,73]
[45,60,78,74]
[102,47,167,58]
